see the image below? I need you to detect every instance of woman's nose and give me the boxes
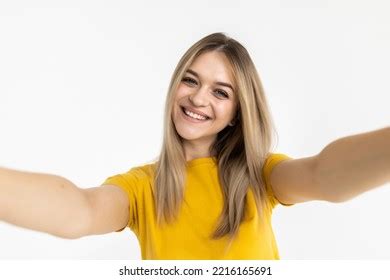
[189,87,210,107]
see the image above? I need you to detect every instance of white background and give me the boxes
[0,0,389,259]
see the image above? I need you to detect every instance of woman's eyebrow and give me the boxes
[186,69,234,91]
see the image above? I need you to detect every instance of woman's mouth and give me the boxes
[181,106,210,122]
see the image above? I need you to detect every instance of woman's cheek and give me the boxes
[175,84,189,98]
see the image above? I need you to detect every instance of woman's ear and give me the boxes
[228,109,240,126]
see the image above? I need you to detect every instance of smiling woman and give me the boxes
[1,32,388,260]
[102,32,287,259]
[100,33,390,259]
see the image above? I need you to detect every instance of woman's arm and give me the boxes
[315,126,390,202]
[270,126,390,204]
[0,167,129,238]
[0,167,90,238]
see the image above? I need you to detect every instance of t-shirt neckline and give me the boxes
[186,156,217,167]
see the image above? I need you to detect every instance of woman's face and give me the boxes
[172,51,238,146]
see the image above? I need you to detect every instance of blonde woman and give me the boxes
[0,33,389,259]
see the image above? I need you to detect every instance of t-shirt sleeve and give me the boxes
[262,153,294,208]
[102,169,139,232]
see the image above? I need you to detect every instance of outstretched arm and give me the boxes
[0,167,129,238]
[315,126,390,202]
[270,126,390,204]
[0,168,89,238]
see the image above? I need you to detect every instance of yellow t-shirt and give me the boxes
[103,153,292,259]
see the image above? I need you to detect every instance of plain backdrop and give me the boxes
[0,0,389,259]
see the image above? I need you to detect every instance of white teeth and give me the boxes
[184,109,207,120]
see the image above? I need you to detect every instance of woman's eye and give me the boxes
[182,77,197,85]
[182,77,229,98]
[215,90,229,98]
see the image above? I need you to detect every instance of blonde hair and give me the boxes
[155,32,277,242]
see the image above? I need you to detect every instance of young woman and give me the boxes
[0,33,389,260]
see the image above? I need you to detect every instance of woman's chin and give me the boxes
[177,133,203,142]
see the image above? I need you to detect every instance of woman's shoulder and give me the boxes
[264,153,292,166]
[262,152,292,181]
[125,160,157,181]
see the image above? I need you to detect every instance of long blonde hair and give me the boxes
[155,32,277,241]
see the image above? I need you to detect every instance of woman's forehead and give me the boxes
[188,51,236,86]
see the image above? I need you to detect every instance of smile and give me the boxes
[181,107,210,122]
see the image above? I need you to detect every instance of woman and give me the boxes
[0,32,389,260]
